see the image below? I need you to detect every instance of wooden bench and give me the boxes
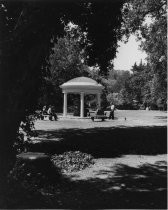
[41,114,50,120]
[41,114,57,120]
[90,110,107,121]
[34,111,50,120]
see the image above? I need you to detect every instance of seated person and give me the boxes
[51,106,58,121]
[42,105,47,115]
[96,105,104,115]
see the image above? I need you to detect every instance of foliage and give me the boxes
[50,26,88,84]
[0,1,125,181]
[14,115,37,154]
[41,26,89,110]
[106,69,130,93]
[51,151,94,173]
[105,69,131,108]
[86,0,124,74]
[121,0,167,107]
[107,93,123,106]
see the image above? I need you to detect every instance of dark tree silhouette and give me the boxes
[0,0,125,185]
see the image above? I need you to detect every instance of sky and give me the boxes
[113,35,147,71]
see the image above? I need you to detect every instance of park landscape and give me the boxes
[1,110,167,209]
[0,0,167,209]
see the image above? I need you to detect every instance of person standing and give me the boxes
[109,103,115,120]
[47,105,52,120]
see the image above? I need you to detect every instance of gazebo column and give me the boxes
[63,92,67,117]
[97,93,101,107]
[80,92,84,118]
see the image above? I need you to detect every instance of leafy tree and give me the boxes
[107,92,123,107]
[39,25,88,110]
[106,69,130,93]
[122,0,167,107]
[122,62,154,109]
[85,1,124,74]
[105,69,131,108]
[0,1,125,184]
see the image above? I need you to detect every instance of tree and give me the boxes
[106,69,130,92]
[0,1,125,185]
[39,25,88,110]
[104,69,131,108]
[86,1,124,74]
[122,0,167,106]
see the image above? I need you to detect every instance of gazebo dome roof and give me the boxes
[60,76,104,93]
[67,76,97,84]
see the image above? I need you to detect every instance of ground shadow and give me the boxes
[7,158,167,209]
[154,116,167,121]
[55,160,167,209]
[6,158,167,209]
[51,160,167,209]
[5,125,167,209]
[30,126,167,158]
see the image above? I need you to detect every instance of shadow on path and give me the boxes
[50,160,167,209]
[31,126,167,157]
[6,158,167,209]
[5,126,167,209]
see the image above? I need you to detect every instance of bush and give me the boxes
[51,151,94,172]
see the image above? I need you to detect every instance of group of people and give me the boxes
[40,103,115,121]
[42,105,58,121]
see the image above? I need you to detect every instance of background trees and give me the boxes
[38,25,89,110]
[121,0,167,108]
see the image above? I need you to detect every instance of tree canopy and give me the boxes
[0,0,125,181]
[122,0,167,105]
[39,26,89,109]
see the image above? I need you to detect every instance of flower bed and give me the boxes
[51,151,94,172]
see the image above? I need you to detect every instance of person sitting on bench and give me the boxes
[42,105,47,115]
[51,106,58,121]
[47,105,58,121]
[96,105,104,115]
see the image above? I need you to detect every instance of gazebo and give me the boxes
[60,77,104,118]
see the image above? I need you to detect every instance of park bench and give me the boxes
[41,114,51,120]
[39,113,57,120]
[90,110,107,121]
[34,111,50,120]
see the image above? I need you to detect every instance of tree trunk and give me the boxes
[0,104,23,190]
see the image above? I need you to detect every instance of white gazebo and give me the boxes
[60,77,104,118]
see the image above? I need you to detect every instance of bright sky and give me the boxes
[113,35,147,71]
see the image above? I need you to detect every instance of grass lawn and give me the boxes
[35,110,167,130]
[4,110,167,209]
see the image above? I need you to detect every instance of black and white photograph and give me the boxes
[0,0,167,209]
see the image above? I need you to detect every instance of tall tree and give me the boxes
[40,25,88,110]
[122,0,167,105]
[0,0,125,184]
[86,0,124,74]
